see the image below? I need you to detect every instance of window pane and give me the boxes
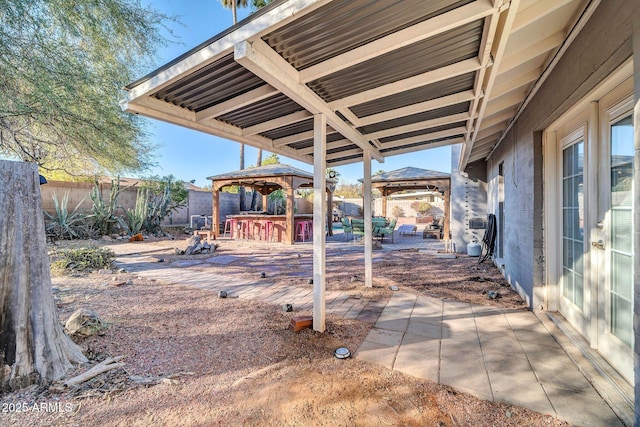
[611,296,632,347]
[611,209,632,253]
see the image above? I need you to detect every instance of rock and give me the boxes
[129,233,144,242]
[487,290,500,300]
[126,279,133,285]
[97,269,112,275]
[65,308,107,337]
[183,236,202,255]
[112,281,127,287]
[111,234,119,239]
[101,235,112,241]
[218,290,227,298]
[175,248,185,255]
[118,268,127,274]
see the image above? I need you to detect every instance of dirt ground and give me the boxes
[0,236,571,426]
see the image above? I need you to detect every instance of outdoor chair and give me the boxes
[341,217,353,241]
[351,218,365,241]
[374,218,397,243]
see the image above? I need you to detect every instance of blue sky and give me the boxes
[139,0,452,187]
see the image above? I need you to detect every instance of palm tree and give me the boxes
[219,0,273,211]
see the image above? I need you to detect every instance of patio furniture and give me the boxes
[374,218,397,243]
[422,227,442,239]
[397,224,417,236]
[295,220,312,242]
[341,217,352,241]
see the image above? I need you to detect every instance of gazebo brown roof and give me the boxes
[207,163,336,243]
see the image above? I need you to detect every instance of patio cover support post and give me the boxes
[313,113,327,332]
[363,150,373,288]
[285,176,295,245]
[443,190,450,241]
[327,188,333,236]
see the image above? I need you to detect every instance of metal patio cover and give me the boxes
[122,0,592,171]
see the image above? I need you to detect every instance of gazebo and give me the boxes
[370,167,451,239]
[207,163,336,244]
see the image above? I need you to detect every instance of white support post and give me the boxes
[313,113,327,332]
[363,150,373,288]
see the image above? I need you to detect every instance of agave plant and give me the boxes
[44,192,89,240]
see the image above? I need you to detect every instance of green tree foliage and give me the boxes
[0,0,173,176]
[261,153,280,165]
[140,175,188,234]
[334,183,362,198]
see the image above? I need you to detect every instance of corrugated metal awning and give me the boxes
[122,0,591,170]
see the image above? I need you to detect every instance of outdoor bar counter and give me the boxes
[225,213,313,243]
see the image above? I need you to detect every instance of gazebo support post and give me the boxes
[363,150,373,288]
[382,188,388,217]
[212,188,220,237]
[285,176,295,244]
[326,189,333,236]
[313,113,327,332]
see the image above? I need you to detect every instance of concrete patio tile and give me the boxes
[545,385,624,427]
[406,319,442,340]
[533,361,592,391]
[477,334,524,357]
[518,341,570,369]
[484,354,554,416]
[364,328,404,347]
[355,340,398,369]
[440,352,492,402]
[512,328,562,348]
[394,342,440,382]
[374,317,410,332]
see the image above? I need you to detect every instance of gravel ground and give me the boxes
[0,237,571,426]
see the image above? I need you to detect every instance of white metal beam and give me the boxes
[326,147,363,161]
[498,31,564,75]
[356,90,476,126]
[234,39,383,162]
[124,0,332,101]
[380,137,465,157]
[461,0,521,168]
[242,110,312,136]
[195,85,279,122]
[329,58,482,110]
[124,97,308,162]
[363,113,471,140]
[298,0,496,83]
[299,139,351,155]
[511,0,575,33]
[379,128,467,150]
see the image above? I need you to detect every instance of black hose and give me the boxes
[479,213,497,264]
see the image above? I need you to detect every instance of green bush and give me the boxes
[391,205,405,218]
[50,246,115,273]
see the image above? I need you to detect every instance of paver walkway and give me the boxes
[356,292,625,427]
[107,234,629,426]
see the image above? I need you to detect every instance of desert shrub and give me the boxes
[50,246,115,273]
[391,205,405,217]
[44,192,92,240]
[410,200,433,216]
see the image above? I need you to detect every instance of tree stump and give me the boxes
[0,160,87,391]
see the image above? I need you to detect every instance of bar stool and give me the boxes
[223,218,237,238]
[258,220,274,241]
[295,220,311,242]
[238,219,252,239]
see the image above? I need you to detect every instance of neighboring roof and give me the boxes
[206,163,312,181]
[370,167,450,183]
[123,0,592,170]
